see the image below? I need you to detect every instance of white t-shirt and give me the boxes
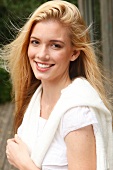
[18,106,98,170]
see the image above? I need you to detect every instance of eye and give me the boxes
[30,39,39,46]
[52,43,62,49]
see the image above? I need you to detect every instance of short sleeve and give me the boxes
[62,106,98,138]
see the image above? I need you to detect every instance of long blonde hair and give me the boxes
[1,0,111,132]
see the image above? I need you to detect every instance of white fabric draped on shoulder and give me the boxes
[18,78,113,170]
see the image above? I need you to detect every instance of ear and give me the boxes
[70,50,80,61]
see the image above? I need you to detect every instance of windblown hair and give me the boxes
[0,0,111,132]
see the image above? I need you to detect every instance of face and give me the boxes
[28,20,79,83]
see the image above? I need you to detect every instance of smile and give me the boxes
[35,62,55,72]
[37,63,53,68]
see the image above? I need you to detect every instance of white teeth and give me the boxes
[38,63,51,68]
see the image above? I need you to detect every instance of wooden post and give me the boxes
[100,0,113,78]
[78,0,94,41]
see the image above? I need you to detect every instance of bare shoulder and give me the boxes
[65,125,96,170]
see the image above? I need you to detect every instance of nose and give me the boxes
[36,45,50,61]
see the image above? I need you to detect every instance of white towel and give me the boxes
[19,78,113,170]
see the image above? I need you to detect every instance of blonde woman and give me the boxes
[3,0,113,170]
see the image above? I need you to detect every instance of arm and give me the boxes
[65,125,96,170]
[6,134,40,170]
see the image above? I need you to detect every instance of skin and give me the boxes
[6,20,96,169]
[65,125,96,170]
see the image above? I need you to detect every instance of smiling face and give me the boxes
[28,20,79,84]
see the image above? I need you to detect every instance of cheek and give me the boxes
[27,46,31,59]
[54,51,67,60]
[57,52,70,63]
[27,46,35,59]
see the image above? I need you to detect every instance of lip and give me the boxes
[35,61,54,72]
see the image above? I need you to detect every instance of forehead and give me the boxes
[30,20,70,40]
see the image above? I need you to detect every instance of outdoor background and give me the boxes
[0,0,113,169]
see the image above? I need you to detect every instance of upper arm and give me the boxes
[65,125,96,170]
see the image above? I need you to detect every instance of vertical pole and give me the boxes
[100,0,113,78]
[78,0,94,41]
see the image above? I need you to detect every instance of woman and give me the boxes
[3,0,113,170]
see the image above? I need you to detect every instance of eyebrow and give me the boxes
[30,36,39,40]
[30,36,65,45]
[50,40,65,45]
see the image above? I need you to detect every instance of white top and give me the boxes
[18,106,98,170]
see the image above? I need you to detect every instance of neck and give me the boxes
[42,78,71,102]
[40,77,71,119]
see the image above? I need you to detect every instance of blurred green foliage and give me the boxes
[0,68,12,103]
[0,0,78,46]
[0,0,77,103]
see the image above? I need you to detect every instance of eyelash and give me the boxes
[52,44,62,49]
[30,40,39,45]
[30,40,62,49]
